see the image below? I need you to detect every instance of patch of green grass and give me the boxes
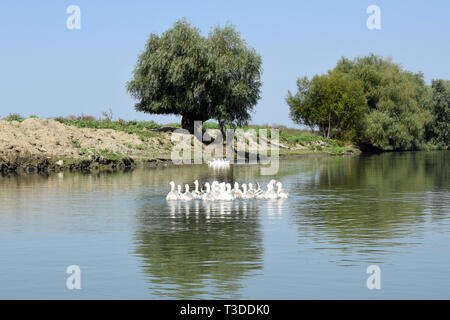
[78,148,89,156]
[135,144,145,150]
[71,138,81,148]
[279,129,324,146]
[123,142,133,149]
[54,115,162,141]
[91,148,125,161]
[202,122,220,130]
[52,116,353,156]
[4,113,24,122]
[165,142,173,151]
[57,117,160,136]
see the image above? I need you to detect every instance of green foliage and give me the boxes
[4,113,24,122]
[71,138,81,148]
[426,80,450,147]
[287,71,367,141]
[288,54,436,151]
[135,144,145,150]
[202,122,220,130]
[279,129,322,146]
[123,142,133,149]
[127,19,262,133]
[91,149,125,161]
[54,116,65,123]
[56,116,160,140]
[335,54,432,150]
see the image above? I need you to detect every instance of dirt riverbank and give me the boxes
[0,118,359,174]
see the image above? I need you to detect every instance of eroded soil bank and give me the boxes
[0,118,358,174]
[0,118,174,174]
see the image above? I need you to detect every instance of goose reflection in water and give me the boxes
[167,199,263,221]
[135,196,264,299]
[266,199,287,220]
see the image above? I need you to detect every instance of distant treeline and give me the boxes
[287,54,449,151]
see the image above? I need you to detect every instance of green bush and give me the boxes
[4,113,24,122]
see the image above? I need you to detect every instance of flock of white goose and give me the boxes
[166,179,289,201]
[207,158,231,169]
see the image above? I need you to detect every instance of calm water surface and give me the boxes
[0,151,449,299]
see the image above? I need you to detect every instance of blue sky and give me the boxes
[1,0,449,126]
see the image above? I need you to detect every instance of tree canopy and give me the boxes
[127,19,262,133]
[287,54,439,151]
[287,71,367,140]
[427,79,450,147]
[335,55,432,150]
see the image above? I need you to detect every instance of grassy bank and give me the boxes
[0,113,359,174]
[52,115,358,154]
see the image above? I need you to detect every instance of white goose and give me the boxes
[201,182,214,202]
[233,182,243,199]
[166,181,179,200]
[216,183,226,201]
[177,185,183,199]
[192,180,202,199]
[241,184,253,199]
[276,181,289,199]
[247,183,256,199]
[254,183,265,199]
[264,181,278,200]
[208,158,231,169]
[180,184,193,201]
[211,181,221,199]
[245,182,255,199]
[219,183,235,201]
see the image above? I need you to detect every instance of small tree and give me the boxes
[127,19,262,134]
[287,71,367,140]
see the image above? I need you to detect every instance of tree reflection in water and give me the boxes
[288,151,449,265]
[133,199,264,299]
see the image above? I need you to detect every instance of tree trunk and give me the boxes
[219,120,226,145]
[181,114,205,135]
[181,113,206,143]
[181,114,194,133]
[327,113,331,138]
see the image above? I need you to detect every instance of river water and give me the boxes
[0,151,449,299]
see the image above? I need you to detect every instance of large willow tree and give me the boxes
[127,19,262,133]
